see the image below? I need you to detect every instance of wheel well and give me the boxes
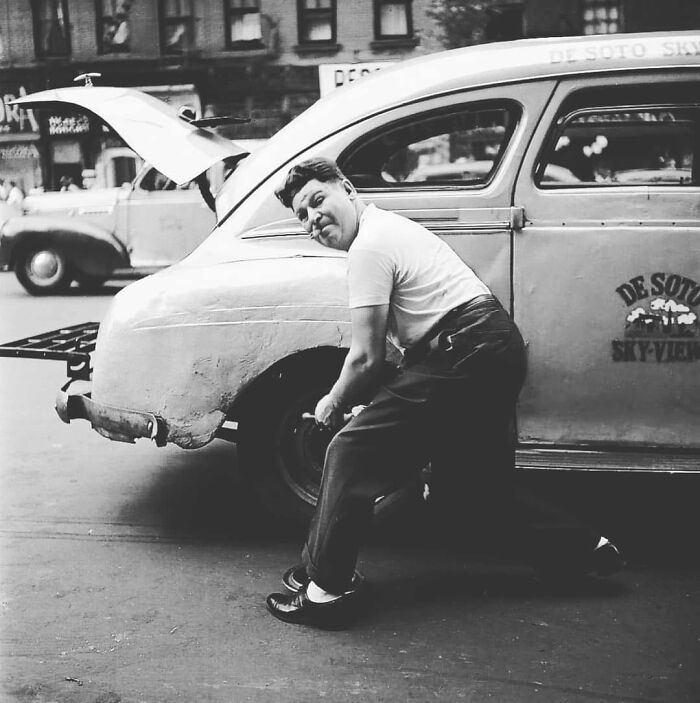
[11,235,53,269]
[227,346,348,422]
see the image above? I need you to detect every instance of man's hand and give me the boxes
[314,393,345,429]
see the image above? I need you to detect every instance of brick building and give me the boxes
[0,1,697,192]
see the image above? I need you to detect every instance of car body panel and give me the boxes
[91,241,350,448]
[122,171,214,267]
[1,214,128,276]
[11,86,247,185]
[513,70,700,449]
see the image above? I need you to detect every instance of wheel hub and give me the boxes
[30,250,60,280]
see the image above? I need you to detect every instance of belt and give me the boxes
[404,294,498,363]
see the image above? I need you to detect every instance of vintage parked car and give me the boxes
[0,118,261,294]
[0,163,220,294]
[1,31,698,520]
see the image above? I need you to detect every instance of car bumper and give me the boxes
[56,379,167,446]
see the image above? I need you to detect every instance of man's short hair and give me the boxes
[275,157,346,210]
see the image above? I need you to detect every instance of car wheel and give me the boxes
[237,359,341,522]
[15,245,72,295]
[237,355,422,525]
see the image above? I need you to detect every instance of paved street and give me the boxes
[1,271,699,703]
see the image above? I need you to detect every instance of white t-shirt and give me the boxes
[347,204,490,352]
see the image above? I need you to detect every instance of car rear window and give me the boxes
[537,103,699,188]
[340,102,520,189]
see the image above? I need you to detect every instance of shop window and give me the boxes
[374,0,412,39]
[160,0,196,54]
[582,0,622,35]
[340,103,519,189]
[297,0,336,44]
[537,105,699,188]
[97,0,133,54]
[32,0,71,58]
[226,0,263,47]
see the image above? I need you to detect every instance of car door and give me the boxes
[513,71,700,454]
[333,81,557,309]
[122,166,215,267]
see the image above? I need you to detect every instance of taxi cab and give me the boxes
[2,31,698,520]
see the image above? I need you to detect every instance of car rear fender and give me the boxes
[2,215,129,277]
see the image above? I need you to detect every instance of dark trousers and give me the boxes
[302,296,597,594]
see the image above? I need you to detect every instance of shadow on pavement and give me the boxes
[115,440,308,545]
[116,440,699,571]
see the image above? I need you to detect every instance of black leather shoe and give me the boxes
[282,564,365,594]
[588,541,625,577]
[266,587,364,629]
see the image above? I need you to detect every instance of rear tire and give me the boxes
[237,354,423,525]
[15,245,72,295]
[237,357,342,522]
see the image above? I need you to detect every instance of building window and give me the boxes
[297,0,336,44]
[225,0,263,47]
[582,0,621,35]
[374,0,412,39]
[97,0,132,54]
[32,0,71,57]
[160,0,196,54]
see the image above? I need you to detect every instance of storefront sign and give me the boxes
[0,143,41,161]
[48,114,91,136]
[0,85,40,135]
[318,62,394,97]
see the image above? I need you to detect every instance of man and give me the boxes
[266,158,622,628]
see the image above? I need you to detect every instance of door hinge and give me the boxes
[510,206,525,231]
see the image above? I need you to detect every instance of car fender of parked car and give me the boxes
[0,158,228,295]
[0,212,129,295]
[3,30,700,521]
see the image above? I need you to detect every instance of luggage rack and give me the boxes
[0,322,99,380]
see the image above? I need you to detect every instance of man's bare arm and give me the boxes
[314,304,389,426]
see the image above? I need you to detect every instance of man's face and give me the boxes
[291,178,359,251]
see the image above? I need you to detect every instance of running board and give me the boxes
[516,447,700,474]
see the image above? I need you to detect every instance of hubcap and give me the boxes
[277,392,334,506]
[28,249,62,284]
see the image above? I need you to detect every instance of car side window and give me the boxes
[537,105,699,188]
[137,167,199,192]
[138,167,177,191]
[340,102,519,189]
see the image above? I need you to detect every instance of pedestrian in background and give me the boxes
[0,178,10,201]
[7,181,24,207]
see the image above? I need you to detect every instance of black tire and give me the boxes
[237,354,423,524]
[237,357,342,522]
[15,244,72,295]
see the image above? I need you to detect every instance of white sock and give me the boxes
[306,580,341,603]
